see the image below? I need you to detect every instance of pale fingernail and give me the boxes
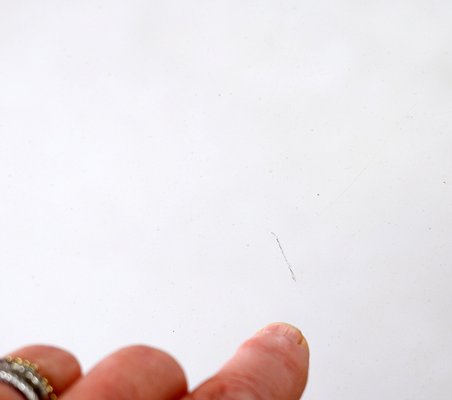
[256,322,305,345]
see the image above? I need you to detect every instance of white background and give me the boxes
[1,1,451,399]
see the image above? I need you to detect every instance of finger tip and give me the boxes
[256,322,306,346]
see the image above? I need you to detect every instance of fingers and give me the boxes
[60,345,187,400]
[1,325,308,400]
[0,345,82,400]
[186,323,309,400]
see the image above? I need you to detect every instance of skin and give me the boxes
[0,322,309,400]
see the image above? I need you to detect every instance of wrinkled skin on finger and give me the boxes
[185,323,309,400]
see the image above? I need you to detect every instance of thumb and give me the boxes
[186,323,310,400]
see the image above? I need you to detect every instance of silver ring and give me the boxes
[0,358,56,400]
[0,369,38,400]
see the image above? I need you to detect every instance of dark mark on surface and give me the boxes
[271,232,297,282]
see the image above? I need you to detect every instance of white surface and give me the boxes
[1,1,451,399]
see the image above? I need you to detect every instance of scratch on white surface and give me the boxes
[318,136,392,216]
[271,232,296,282]
[321,165,370,213]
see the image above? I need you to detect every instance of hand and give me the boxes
[0,323,309,400]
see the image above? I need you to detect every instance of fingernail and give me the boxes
[256,322,305,345]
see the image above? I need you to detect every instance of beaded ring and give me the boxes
[0,356,57,400]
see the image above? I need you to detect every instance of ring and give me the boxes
[0,356,57,400]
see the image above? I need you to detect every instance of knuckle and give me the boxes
[112,345,186,384]
[115,345,180,369]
